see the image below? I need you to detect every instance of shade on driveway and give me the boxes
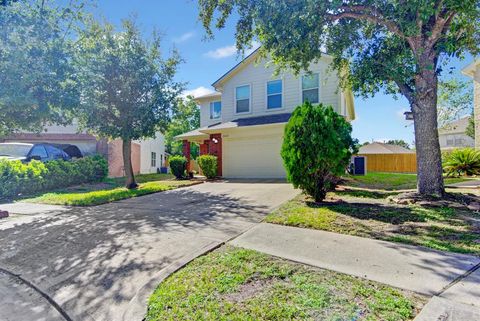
[0,181,298,321]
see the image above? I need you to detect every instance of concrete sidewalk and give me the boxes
[230,223,480,296]
[0,202,70,215]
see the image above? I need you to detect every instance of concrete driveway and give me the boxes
[0,181,298,321]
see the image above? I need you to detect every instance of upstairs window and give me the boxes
[302,73,319,104]
[210,101,222,119]
[267,80,282,109]
[235,85,251,113]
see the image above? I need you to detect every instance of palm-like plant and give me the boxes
[443,148,480,177]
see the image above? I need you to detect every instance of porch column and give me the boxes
[199,140,209,156]
[182,140,191,172]
[209,134,222,176]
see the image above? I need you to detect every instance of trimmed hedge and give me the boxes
[197,155,217,179]
[169,155,188,179]
[0,155,108,199]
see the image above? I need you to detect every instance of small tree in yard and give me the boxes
[281,102,357,202]
[75,19,183,189]
[198,0,479,197]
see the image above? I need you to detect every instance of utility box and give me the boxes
[352,156,367,175]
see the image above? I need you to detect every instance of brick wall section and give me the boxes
[474,68,480,149]
[107,139,141,177]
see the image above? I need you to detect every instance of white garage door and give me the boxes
[223,134,286,178]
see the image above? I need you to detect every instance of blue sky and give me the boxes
[93,0,475,146]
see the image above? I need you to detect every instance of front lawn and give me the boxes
[344,172,470,190]
[266,193,480,256]
[24,173,199,206]
[146,246,425,321]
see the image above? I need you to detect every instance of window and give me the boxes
[302,73,319,104]
[235,85,251,113]
[30,145,48,159]
[210,101,222,119]
[267,80,282,109]
[45,145,65,160]
[151,152,157,167]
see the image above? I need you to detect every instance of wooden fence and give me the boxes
[357,153,417,173]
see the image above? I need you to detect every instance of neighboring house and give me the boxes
[462,60,480,149]
[358,142,414,154]
[438,117,474,150]
[2,123,167,177]
[177,49,356,179]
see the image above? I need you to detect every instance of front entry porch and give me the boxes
[183,133,222,176]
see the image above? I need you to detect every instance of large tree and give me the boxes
[0,0,83,136]
[198,0,479,196]
[165,96,200,158]
[75,19,183,188]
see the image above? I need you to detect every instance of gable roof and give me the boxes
[211,47,262,88]
[438,116,471,135]
[359,142,413,154]
[462,59,480,78]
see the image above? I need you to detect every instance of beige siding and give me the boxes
[200,99,223,127]
[216,56,343,124]
[474,67,480,149]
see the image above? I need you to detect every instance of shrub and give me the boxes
[197,155,218,179]
[0,155,108,199]
[442,148,480,177]
[281,102,357,202]
[169,155,188,179]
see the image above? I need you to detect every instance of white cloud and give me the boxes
[204,44,237,59]
[182,86,215,98]
[173,31,195,44]
[204,41,261,59]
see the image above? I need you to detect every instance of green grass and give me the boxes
[344,172,471,190]
[24,173,198,206]
[266,196,480,256]
[146,246,424,321]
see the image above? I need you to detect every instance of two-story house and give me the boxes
[177,49,356,179]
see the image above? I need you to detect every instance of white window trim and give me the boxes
[151,152,157,168]
[209,100,222,119]
[299,71,321,105]
[265,78,285,111]
[234,83,252,115]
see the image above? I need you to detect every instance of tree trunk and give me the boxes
[122,138,138,189]
[412,66,444,196]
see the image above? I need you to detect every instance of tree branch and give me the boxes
[327,5,405,38]
[328,12,404,37]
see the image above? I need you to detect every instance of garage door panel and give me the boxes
[223,134,286,178]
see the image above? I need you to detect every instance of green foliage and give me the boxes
[165,97,200,157]
[28,181,194,206]
[0,0,84,135]
[438,79,473,128]
[75,18,183,187]
[385,140,410,149]
[197,155,217,179]
[281,102,357,202]
[0,156,108,199]
[169,155,188,179]
[442,148,480,177]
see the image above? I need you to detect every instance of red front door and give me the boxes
[208,133,222,176]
